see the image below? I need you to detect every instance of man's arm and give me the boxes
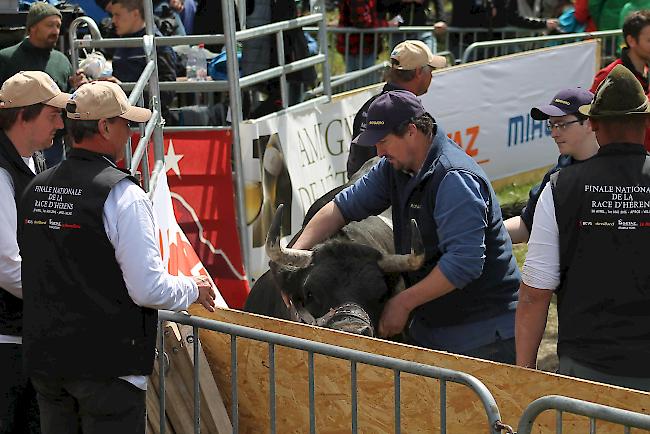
[379,265,455,337]
[515,283,553,368]
[104,180,216,312]
[505,216,530,244]
[516,183,560,367]
[0,170,22,298]
[292,201,346,250]
[379,171,489,336]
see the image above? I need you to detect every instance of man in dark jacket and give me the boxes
[19,81,217,434]
[107,0,178,121]
[346,40,447,177]
[516,65,650,391]
[296,90,521,363]
[0,70,70,434]
[448,0,558,60]
[0,2,88,165]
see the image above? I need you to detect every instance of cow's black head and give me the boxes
[266,205,424,337]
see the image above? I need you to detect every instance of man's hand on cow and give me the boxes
[378,294,412,337]
[193,275,217,312]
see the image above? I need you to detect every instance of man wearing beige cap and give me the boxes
[0,70,69,434]
[346,39,447,177]
[516,64,650,391]
[18,81,216,433]
[0,2,87,165]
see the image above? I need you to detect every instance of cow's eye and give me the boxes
[305,291,313,301]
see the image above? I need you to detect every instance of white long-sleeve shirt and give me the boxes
[521,183,560,290]
[103,177,199,391]
[0,157,35,344]
[103,178,198,311]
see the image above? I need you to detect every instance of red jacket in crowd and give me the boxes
[574,0,597,32]
[336,0,389,56]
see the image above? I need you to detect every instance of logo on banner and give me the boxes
[447,125,489,165]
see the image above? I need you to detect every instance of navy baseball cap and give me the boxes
[530,88,594,120]
[353,90,427,147]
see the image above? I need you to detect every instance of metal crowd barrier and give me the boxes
[157,310,509,434]
[517,395,650,434]
[461,29,621,64]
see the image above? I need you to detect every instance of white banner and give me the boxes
[239,41,598,280]
[420,40,598,181]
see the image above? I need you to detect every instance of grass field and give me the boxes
[495,179,559,372]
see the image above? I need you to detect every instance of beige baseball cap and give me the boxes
[390,40,447,70]
[0,71,71,109]
[66,81,152,123]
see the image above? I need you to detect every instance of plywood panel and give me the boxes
[190,306,650,434]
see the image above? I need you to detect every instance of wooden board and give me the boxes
[189,306,650,434]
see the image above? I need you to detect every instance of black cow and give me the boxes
[244,164,424,336]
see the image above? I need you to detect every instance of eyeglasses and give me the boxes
[546,119,582,132]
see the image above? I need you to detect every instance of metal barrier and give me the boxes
[461,30,621,64]
[157,310,509,434]
[68,0,332,278]
[517,395,650,434]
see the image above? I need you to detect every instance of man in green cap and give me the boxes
[0,2,87,164]
[515,64,650,391]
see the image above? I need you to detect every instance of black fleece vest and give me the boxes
[551,143,650,376]
[0,130,45,336]
[19,148,158,377]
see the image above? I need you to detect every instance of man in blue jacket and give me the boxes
[294,90,520,363]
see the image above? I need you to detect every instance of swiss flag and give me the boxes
[152,167,228,308]
[144,130,250,308]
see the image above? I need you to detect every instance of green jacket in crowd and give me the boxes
[0,38,73,91]
[589,0,628,30]
[619,0,650,28]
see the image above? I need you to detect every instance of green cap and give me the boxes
[26,2,62,30]
[579,64,650,118]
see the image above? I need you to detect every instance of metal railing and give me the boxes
[461,29,621,63]
[68,0,332,279]
[517,395,650,434]
[157,310,508,434]
[68,5,165,198]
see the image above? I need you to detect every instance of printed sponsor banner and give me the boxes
[151,163,228,308]
[146,130,249,308]
[420,40,598,181]
[239,41,598,280]
[239,89,378,280]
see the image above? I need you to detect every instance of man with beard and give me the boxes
[0,2,87,165]
[294,90,520,363]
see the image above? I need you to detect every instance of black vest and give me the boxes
[0,130,45,336]
[551,143,650,376]
[19,148,158,377]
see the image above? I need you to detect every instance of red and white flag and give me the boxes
[152,167,228,308]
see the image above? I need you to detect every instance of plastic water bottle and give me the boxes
[195,44,208,81]
[186,45,208,81]
[186,46,198,81]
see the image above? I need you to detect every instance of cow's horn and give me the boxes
[265,204,313,268]
[377,219,425,273]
